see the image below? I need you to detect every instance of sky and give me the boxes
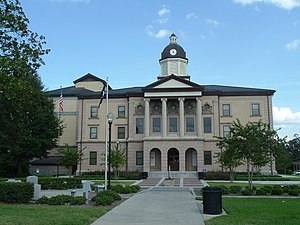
[20,0,300,139]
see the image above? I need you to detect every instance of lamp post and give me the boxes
[107,112,114,189]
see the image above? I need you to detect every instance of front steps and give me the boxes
[148,171,198,178]
[138,177,204,189]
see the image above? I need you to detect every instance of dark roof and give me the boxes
[73,73,106,84]
[160,43,187,61]
[46,74,275,99]
[30,156,61,165]
[47,86,99,97]
[203,85,276,96]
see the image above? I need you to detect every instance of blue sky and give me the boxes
[20,0,300,138]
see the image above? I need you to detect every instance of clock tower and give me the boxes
[159,34,189,80]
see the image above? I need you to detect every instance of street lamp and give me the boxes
[107,112,114,189]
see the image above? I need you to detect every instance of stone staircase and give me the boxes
[148,171,198,178]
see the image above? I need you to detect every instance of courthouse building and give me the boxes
[47,34,275,176]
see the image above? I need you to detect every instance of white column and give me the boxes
[144,98,150,137]
[178,97,185,137]
[161,98,167,137]
[196,97,203,137]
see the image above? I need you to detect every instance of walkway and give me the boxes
[91,189,205,225]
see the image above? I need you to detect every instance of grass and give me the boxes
[205,198,300,225]
[93,181,134,186]
[207,182,264,188]
[0,203,110,225]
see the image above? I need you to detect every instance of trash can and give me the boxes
[141,172,148,179]
[202,187,222,214]
[198,172,205,179]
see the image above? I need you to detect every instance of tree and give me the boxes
[216,137,242,182]
[110,145,126,180]
[58,144,83,176]
[0,0,61,176]
[216,119,281,189]
[287,134,300,162]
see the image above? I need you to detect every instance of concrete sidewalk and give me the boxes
[91,189,205,225]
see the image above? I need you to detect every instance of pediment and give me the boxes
[153,79,192,89]
[143,74,204,92]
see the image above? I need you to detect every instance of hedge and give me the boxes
[0,182,33,203]
[38,178,82,190]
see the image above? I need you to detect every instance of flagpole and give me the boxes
[104,78,109,190]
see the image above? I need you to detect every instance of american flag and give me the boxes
[98,86,106,108]
[59,89,63,112]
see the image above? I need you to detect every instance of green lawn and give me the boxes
[93,181,134,186]
[207,182,264,188]
[205,198,300,225]
[0,204,110,225]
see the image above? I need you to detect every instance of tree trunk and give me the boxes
[247,159,251,189]
[17,162,22,177]
[229,167,234,182]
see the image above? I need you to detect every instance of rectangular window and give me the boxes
[118,106,125,118]
[186,117,195,132]
[203,117,212,133]
[90,106,98,118]
[223,125,231,138]
[204,151,212,165]
[89,151,97,165]
[153,117,161,132]
[136,151,143,165]
[251,103,260,116]
[169,117,178,132]
[136,118,144,134]
[117,127,125,139]
[90,127,98,139]
[222,104,230,117]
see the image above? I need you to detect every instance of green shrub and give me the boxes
[70,196,86,205]
[36,195,86,205]
[129,185,140,193]
[111,185,140,194]
[229,186,242,194]
[256,188,267,195]
[36,196,49,204]
[92,190,121,206]
[261,185,273,194]
[214,185,229,195]
[288,189,299,196]
[241,188,252,196]
[0,182,33,203]
[271,185,283,195]
[94,194,114,206]
[47,195,73,205]
[204,171,230,180]
[39,178,82,190]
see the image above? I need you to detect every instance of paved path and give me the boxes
[91,189,205,225]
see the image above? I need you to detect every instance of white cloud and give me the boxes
[145,26,170,39]
[233,0,300,10]
[285,39,300,50]
[158,18,169,24]
[273,106,300,124]
[186,12,198,20]
[273,106,300,138]
[205,18,220,27]
[158,5,170,17]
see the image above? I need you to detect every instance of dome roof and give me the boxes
[160,34,187,61]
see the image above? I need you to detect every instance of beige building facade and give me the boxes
[48,34,275,176]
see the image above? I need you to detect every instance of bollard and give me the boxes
[71,189,76,197]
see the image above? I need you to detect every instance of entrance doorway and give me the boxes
[168,148,179,171]
[185,148,197,171]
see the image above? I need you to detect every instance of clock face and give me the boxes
[170,48,177,56]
